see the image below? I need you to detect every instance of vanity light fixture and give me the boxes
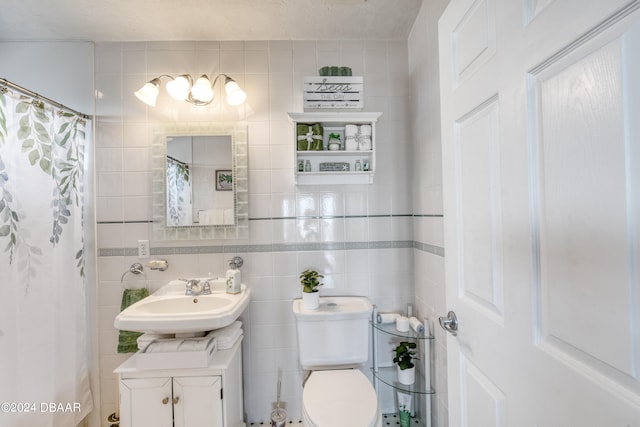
[134,73,247,107]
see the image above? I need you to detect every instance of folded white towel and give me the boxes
[357,136,372,151]
[359,124,372,136]
[219,329,243,349]
[178,338,214,352]
[144,336,216,353]
[206,209,224,225]
[137,333,173,352]
[223,208,234,225]
[207,321,243,349]
[210,320,242,336]
[356,125,372,150]
[146,339,182,353]
[345,124,358,137]
[198,210,208,224]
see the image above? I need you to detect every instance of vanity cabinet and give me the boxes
[119,376,222,427]
[288,112,382,185]
[370,309,434,427]
[115,338,245,427]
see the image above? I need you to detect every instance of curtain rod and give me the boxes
[0,77,92,120]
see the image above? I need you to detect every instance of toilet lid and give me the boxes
[303,370,378,427]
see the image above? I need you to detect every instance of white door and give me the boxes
[439,0,640,425]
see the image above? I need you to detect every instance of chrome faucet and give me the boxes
[184,279,212,296]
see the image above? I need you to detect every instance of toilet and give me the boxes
[292,296,382,427]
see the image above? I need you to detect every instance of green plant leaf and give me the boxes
[39,157,51,173]
[16,101,29,113]
[21,138,35,149]
[28,149,40,166]
[34,122,50,143]
[18,125,31,140]
[35,107,49,122]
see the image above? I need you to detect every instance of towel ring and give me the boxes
[120,262,144,283]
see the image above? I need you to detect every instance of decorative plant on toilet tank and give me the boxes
[299,269,323,310]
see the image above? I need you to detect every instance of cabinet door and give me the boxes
[120,377,173,427]
[173,376,223,427]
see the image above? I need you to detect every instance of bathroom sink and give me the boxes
[114,279,251,334]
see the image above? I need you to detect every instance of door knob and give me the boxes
[439,311,458,336]
[173,396,180,405]
[162,397,169,405]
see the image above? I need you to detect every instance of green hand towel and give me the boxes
[297,123,324,151]
[117,288,149,353]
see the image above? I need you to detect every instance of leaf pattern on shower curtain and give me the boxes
[166,156,192,226]
[0,91,6,143]
[0,95,36,271]
[0,92,86,284]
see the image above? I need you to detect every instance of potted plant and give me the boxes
[299,269,324,310]
[393,341,418,385]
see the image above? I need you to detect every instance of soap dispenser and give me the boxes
[226,256,243,294]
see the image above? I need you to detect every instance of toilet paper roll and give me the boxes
[409,317,425,334]
[396,316,410,332]
[377,313,400,324]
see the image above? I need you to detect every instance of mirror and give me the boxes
[152,123,248,240]
[166,135,233,226]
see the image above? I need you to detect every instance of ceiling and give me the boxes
[0,0,423,42]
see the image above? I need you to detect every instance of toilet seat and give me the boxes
[302,369,381,427]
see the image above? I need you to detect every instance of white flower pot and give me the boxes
[397,366,415,385]
[302,291,319,310]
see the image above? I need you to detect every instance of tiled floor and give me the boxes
[248,414,423,426]
[249,421,303,425]
[382,413,423,425]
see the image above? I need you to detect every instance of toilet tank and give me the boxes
[292,296,373,370]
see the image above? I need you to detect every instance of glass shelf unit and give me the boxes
[371,321,434,341]
[373,366,435,395]
[371,308,434,427]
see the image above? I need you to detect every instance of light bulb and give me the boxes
[166,75,191,101]
[190,75,214,103]
[134,78,160,107]
[224,78,247,106]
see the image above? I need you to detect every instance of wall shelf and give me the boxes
[288,112,382,185]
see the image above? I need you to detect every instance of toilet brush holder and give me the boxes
[271,409,287,427]
[272,371,286,426]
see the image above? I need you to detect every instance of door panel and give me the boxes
[119,377,173,427]
[173,376,223,427]
[452,0,496,85]
[461,356,505,427]
[440,0,640,425]
[527,6,640,399]
[455,96,504,320]
[531,36,635,378]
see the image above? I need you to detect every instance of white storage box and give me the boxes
[136,336,217,370]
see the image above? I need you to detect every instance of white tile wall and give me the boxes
[1,9,449,425]
[408,1,452,426]
[94,39,422,425]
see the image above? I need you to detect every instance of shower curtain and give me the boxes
[0,90,93,426]
[166,156,192,226]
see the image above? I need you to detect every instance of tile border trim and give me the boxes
[98,240,444,257]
